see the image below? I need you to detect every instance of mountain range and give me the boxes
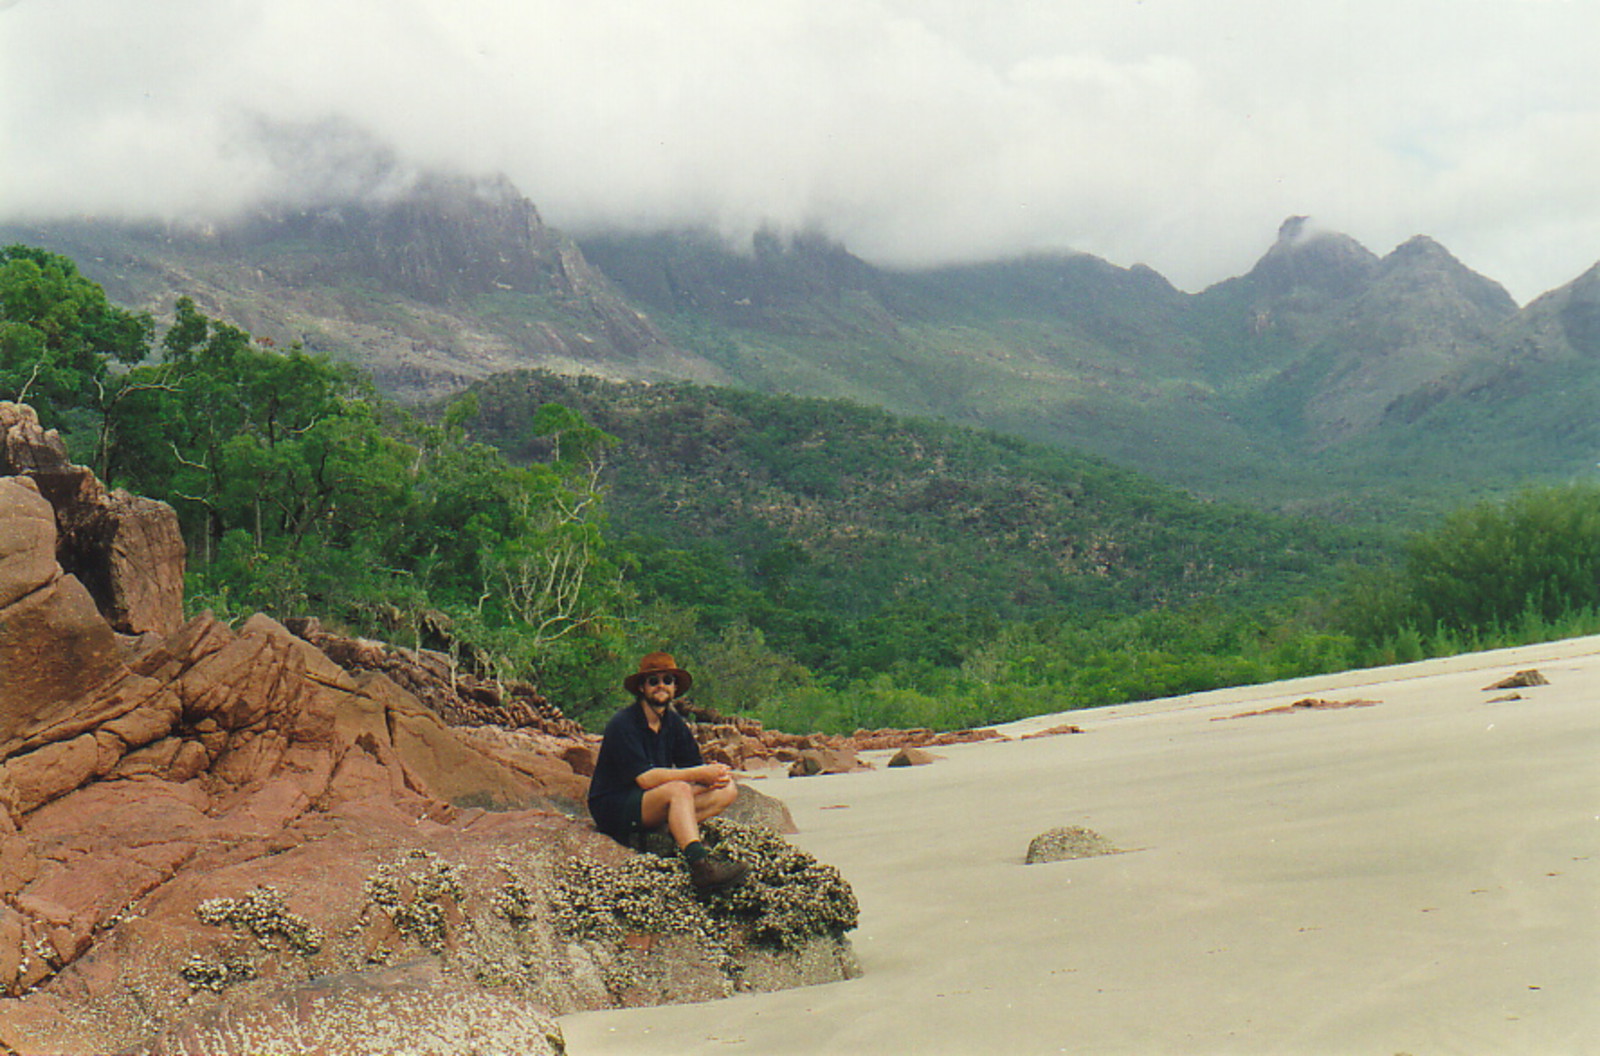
[4,174,1595,518]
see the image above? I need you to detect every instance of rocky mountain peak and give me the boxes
[1244,216,1381,299]
[1518,259,1600,359]
[227,171,567,304]
[1277,215,1312,241]
[1559,263,1600,357]
[1376,235,1518,317]
[1384,233,1451,265]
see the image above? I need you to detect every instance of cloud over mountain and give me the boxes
[2,0,1597,302]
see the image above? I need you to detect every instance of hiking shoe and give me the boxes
[689,854,749,892]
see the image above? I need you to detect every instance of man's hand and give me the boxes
[695,762,734,788]
[635,763,736,791]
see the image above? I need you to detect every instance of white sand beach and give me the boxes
[560,637,1600,1055]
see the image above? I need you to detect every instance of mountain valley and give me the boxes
[5,174,1595,519]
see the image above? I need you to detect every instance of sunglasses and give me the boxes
[644,674,676,687]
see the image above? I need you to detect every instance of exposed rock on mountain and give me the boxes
[0,177,726,402]
[1378,235,1519,319]
[1238,215,1382,301]
[0,433,858,1054]
[580,228,893,339]
[1195,221,1524,446]
[232,172,591,305]
[7,175,1597,509]
[1513,262,1600,362]
[1333,254,1600,487]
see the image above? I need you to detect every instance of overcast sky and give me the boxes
[2,0,1596,303]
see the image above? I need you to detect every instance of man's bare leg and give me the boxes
[640,781,747,891]
[640,780,737,850]
[694,782,737,822]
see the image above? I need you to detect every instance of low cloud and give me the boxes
[2,0,1596,302]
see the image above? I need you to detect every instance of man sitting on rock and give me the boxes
[588,652,749,891]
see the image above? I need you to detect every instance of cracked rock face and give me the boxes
[0,419,857,1055]
[0,476,126,725]
[0,401,185,638]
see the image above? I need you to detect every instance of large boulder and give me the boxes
[721,782,800,834]
[0,477,125,734]
[0,402,185,637]
[0,448,855,1054]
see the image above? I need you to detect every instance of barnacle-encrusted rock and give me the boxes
[141,960,569,1056]
[708,822,860,951]
[178,953,258,993]
[1024,826,1120,864]
[197,886,324,955]
[362,851,467,954]
[550,819,859,1002]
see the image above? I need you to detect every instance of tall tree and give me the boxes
[0,245,153,426]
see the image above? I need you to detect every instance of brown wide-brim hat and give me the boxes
[624,651,693,695]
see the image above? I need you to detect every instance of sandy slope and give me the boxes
[560,637,1600,1055]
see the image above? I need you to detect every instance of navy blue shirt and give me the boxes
[587,701,704,812]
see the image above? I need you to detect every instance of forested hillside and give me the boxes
[7,243,1597,733]
[8,174,1597,526]
[584,219,1600,521]
[463,371,1374,674]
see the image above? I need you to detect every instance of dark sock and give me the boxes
[683,840,710,863]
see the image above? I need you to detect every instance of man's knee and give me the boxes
[641,781,695,822]
[661,781,702,811]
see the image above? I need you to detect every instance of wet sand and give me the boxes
[560,637,1600,1055]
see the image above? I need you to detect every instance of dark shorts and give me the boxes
[588,786,645,844]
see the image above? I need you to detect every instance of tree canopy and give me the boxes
[7,244,1595,732]
[1,244,153,426]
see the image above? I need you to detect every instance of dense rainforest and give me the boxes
[5,243,1598,731]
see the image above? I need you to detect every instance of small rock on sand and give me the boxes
[1021,724,1085,739]
[1483,669,1548,691]
[887,747,935,767]
[1024,826,1120,864]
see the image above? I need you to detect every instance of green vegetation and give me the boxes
[1337,482,1600,662]
[462,372,1597,732]
[0,244,152,436]
[6,244,1596,734]
[462,371,1382,728]
[4,246,629,706]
